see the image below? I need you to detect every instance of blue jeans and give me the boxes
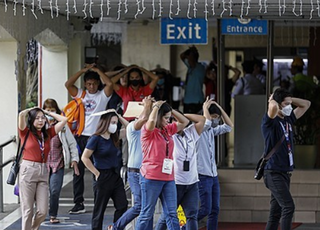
[135,176,180,230]
[113,172,152,230]
[263,171,295,230]
[197,175,220,230]
[49,167,64,217]
[155,182,199,230]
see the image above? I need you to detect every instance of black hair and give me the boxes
[84,71,104,91]
[273,88,292,104]
[242,60,255,74]
[253,58,264,70]
[27,108,49,141]
[208,104,222,116]
[156,103,173,128]
[42,98,62,115]
[127,68,144,86]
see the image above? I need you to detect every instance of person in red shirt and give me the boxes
[135,101,189,230]
[18,107,67,230]
[111,65,159,119]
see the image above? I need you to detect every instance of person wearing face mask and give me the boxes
[151,68,173,104]
[196,97,233,230]
[42,98,80,224]
[81,109,129,230]
[261,88,310,230]
[110,65,159,120]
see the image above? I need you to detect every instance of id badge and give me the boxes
[183,160,190,171]
[162,158,173,175]
[289,152,294,166]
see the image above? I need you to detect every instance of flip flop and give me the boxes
[50,217,60,224]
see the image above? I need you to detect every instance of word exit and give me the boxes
[161,18,208,45]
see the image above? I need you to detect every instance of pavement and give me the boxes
[0,169,320,230]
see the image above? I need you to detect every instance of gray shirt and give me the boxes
[196,119,232,177]
[232,73,265,97]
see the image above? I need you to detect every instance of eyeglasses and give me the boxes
[35,116,46,121]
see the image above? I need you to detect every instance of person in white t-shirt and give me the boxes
[65,64,113,214]
[155,113,206,230]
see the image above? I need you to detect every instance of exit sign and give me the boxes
[161,18,208,44]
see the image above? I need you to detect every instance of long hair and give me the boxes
[94,112,120,147]
[28,108,49,141]
[156,103,172,128]
[42,98,62,114]
[127,68,144,87]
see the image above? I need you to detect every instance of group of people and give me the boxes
[16,45,311,230]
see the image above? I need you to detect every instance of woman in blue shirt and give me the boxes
[82,109,129,230]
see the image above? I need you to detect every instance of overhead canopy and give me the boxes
[3,0,320,21]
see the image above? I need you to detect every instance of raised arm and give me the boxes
[110,66,135,91]
[91,66,113,97]
[145,100,166,131]
[184,114,206,135]
[139,67,158,90]
[65,64,95,97]
[292,97,311,119]
[18,108,34,130]
[213,102,234,127]
[229,66,241,83]
[172,110,189,132]
[43,110,68,134]
[134,96,153,131]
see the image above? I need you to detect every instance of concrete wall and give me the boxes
[0,41,19,204]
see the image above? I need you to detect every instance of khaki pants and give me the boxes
[19,160,49,230]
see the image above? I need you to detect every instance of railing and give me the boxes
[0,136,16,213]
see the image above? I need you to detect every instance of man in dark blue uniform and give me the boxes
[261,88,310,230]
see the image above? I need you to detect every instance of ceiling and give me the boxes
[7,0,320,22]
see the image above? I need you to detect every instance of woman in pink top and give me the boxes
[135,101,189,230]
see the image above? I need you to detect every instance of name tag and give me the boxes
[289,152,294,166]
[162,158,173,175]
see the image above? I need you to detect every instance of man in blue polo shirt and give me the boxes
[261,88,310,230]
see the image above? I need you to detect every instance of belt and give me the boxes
[128,168,140,173]
[265,170,292,176]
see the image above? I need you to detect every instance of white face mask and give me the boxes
[211,118,220,128]
[281,104,293,116]
[108,123,117,134]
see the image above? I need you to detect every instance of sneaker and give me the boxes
[69,203,86,214]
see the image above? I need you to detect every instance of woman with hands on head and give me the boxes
[42,98,80,224]
[18,106,67,230]
[135,101,189,230]
[81,109,129,230]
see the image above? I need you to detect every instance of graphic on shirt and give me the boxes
[84,99,97,113]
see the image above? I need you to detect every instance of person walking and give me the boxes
[42,98,80,224]
[81,109,129,230]
[262,88,310,230]
[18,107,67,230]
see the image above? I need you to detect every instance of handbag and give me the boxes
[6,131,29,185]
[254,135,285,180]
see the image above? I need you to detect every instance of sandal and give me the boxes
[50,217,60,224]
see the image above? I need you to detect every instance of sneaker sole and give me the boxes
[69,209,86,214]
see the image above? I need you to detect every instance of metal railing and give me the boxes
[0,135,17,213]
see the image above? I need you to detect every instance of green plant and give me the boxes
[293,75,320,145]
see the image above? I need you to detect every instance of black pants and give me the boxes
[263,170,295,230]
[73,135,90,204]
[92,169,128,230]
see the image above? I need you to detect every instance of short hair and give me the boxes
[253,58,264,70]
[242,60,255,74]
[83,71,103,90]
[208,104,222,116]
[273,88,292,104]
[42,98,62,115]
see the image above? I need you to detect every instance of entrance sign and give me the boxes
[161,18,208,44]
[221,18,268,35]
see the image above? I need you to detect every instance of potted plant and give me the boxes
[293,75,320,169]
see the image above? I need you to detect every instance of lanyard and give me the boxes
[37,132,45,162]
[279,121,292,153]
[177,134,189,160]
[160,130,169,157]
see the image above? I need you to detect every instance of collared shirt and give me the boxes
[196,120,232,177]
[47,134,64,173]
[232,74,264,98]
[183,61,205,104]
[116,85,153,114]
[127,121,142,169]
[173,124,200,185]
[140,123,178,181]
[75,88,111,136]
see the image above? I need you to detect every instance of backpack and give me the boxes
[63,91,86,136]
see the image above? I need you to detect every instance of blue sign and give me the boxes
[221,19,268,35]
[161,18,208,44]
